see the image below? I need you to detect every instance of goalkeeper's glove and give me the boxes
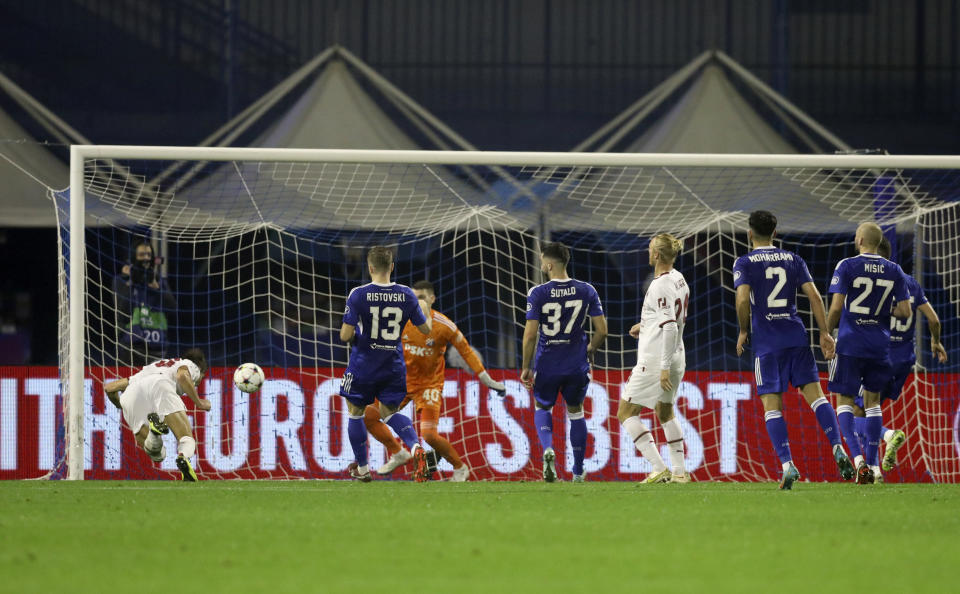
[478,371,507,397]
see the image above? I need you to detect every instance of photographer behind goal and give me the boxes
[113,239,178,367]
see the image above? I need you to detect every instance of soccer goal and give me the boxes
[47,146,960,482]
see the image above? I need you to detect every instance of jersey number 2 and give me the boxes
[765,267,788,308]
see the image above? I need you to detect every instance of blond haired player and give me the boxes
[364,280,506,481]
[103,348,211,481]
[617,234,691,484]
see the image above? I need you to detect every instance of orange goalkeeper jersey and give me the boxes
[402,310,485,393]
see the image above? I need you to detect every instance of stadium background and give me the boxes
[0,1,957,482]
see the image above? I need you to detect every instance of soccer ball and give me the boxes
[233,363,265,393]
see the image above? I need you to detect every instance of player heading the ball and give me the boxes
[103,348,210,481]
[827,222,911,484]
[339,246,432,482]
[618,234,690,484]
[733,210,854,490]
[521,242,607,482]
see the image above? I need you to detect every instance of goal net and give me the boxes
[40,148,960,482]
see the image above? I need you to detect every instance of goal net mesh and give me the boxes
[51,153,960,482]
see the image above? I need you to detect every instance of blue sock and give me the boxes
[385,413,419,450]
[854,416,868,454]
[810,397,842,448]
[764,410,792,464]
[534,408,554,452]
[880,424,891,437]
[569,415,587,475]
[347,416,369,467]
[837,405,862,459]
[864,406,883,466]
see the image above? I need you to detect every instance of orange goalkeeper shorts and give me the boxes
[407,384,444,413]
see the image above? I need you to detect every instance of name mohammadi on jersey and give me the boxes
[635,269,689,366]
[889,273,927,365]
[131,357,202,393]
[402,310,484,393]
[526,278,603,376]
[343,282,427,380]
[829,254,909,359]
[732,246,813,356]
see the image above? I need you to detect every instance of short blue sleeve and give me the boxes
[588,285,604,317]
[914,278,928,307]
[343,289,359,326]
[829,260,848,295]
[796,256,814,285]
[732,257,749,289]
[525,286,542,321]
[892,264,909,302]
[406,287,427,326]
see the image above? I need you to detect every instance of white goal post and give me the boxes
[65,145,960,481]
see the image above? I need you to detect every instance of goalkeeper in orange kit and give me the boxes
[364,280,506,481]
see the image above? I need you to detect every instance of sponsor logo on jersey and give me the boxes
[855,319,879,326]
[405,344,434,357]
[426,338,435,346]
[765,312,793,321]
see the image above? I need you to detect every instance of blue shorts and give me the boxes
[828,354,892,397]
[533,371,590,409]
[340,369,407,409]
[753,346,820,396]
[854,359,913,407]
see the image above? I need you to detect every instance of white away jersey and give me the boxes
[130,357,202,393]
[635,269,689,365]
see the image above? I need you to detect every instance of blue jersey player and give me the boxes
[827,223,911,484]
[852,237,948,473]
[339,246,432,482]
[733,210,854,489]
[521,242,607,482]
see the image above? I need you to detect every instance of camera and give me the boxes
[130,263,157,285]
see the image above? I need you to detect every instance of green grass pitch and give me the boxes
[1,481,957,593]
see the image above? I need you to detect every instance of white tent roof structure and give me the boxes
[511,50,930,236]
[0,71,76,227]
[133,46,525,237]
[0,71,144,228]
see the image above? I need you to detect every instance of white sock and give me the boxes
[661,417,685,474]
[883,429,896,443]
[854,454,864,467]
[622,416,667,473]
[178,435,197,459]
[358,464,369,475]
[782,461,793,472]
[143,431,162,455]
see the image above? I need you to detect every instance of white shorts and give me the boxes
[621,354,685,409]
[119,378,186,434]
